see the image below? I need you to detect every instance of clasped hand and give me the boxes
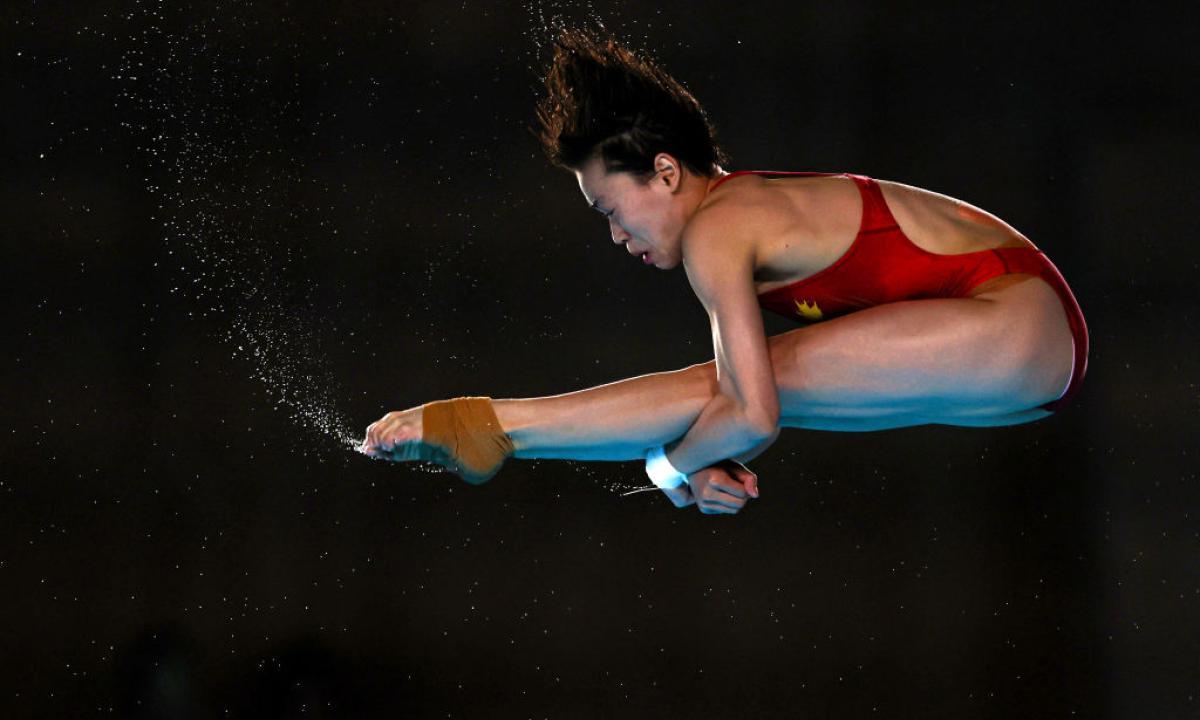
[658,459,760,515]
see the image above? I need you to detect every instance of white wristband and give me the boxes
[645,446,688,489]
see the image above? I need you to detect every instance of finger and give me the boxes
[698,500,737,515]
[685,470,745,498]
[700,491,745,511]
[709,496,745,513]
[726,467,759,498]
[708,475,747,499]
[741,472,759,498]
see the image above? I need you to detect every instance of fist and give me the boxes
[661,459,760,514]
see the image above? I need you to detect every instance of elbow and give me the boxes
[741,401,779,442]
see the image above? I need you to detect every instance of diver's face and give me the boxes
[574,155,686,270]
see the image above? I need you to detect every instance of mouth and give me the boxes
[640,251,653,265]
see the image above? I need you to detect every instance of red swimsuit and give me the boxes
[711,170,1089,412]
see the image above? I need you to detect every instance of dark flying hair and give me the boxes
[535,27,729,178]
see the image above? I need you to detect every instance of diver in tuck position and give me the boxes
[359,28,1088,515]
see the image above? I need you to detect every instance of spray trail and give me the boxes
[118,2,358,455]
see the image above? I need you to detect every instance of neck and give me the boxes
[706,167,730,194]
[689,167,729,216]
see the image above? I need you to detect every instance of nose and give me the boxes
[609,218,631,245]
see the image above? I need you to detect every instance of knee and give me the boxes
[992,279,1077,410]
[974,326,1073,413]
[1008,341,1073,410]
[1002,308,1075,410]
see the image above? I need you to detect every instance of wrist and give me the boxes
[645,445,688,489]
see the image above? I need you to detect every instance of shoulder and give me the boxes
[680,200,756,272]
[681,179,788,260]
[680,178,802,276]
[678,200,767,306]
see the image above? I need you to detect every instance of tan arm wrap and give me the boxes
[420,397,514,484]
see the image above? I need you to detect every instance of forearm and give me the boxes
[664,393,776,475]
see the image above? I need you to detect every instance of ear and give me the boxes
[652,152,682,192]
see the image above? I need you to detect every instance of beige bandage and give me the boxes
[418,397,514,485]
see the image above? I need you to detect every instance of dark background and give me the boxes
[3,1,1198,718]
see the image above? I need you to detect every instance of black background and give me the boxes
[3,1,1198,718]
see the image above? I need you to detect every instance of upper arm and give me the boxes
[681,209,780,432]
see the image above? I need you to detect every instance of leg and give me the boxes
[497,275,1072,453]
[497,363,719,461]
[769,275,1073,426]
[376,275,1073,462]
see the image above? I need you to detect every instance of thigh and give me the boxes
[765,275,1074,424]
[780,407,1051,432]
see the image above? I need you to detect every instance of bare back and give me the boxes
[699,174,1035,295]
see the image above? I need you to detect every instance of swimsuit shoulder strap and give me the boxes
[844,174,901,232]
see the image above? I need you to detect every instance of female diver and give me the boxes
[359,29,1088,515]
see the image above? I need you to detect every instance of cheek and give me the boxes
[616,210,645,235]
[634,200,669,234]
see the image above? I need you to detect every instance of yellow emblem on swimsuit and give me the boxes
[794,299,824,321]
